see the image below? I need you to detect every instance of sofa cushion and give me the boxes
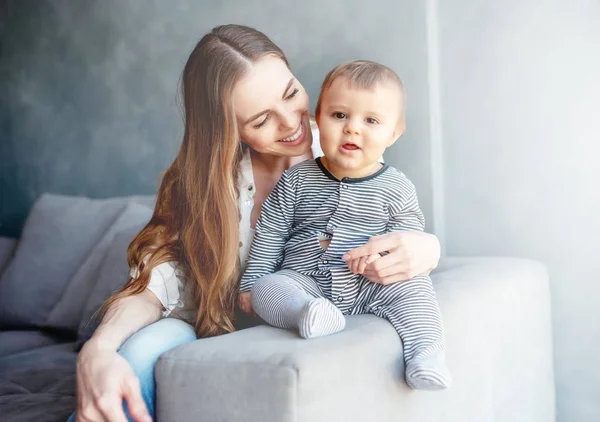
[156,257,555,422]
[0,194,125,328]
[0,194,154,330]
[47,202,153,333]
[0,391,75,422]
[0,236,17,275]
[0,330,68,358]
[76,221,152,347]
[0,342,77,390]
[0,342,77,422]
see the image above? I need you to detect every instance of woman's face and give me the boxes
[233,55,313,157]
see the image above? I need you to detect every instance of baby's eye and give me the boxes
[333,112,346,119]
[366,117,379,124]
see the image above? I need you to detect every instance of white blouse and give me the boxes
[135,125,324,322]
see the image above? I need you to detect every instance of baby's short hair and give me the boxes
[315,60,406,121]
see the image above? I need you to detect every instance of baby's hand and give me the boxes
[347,254,381,275]
[238,291,254,315]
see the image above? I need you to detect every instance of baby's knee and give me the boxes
[251,273,285,294]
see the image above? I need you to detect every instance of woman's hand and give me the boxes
[75,341,151,422]
[238,292,254,315]
[343,231,441,285]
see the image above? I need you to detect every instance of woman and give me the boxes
[71,24,441,422]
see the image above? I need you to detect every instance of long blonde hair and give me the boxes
[102,25,289,337]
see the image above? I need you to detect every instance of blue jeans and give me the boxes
[67,318,197,422]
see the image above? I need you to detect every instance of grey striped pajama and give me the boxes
[240,158,450,389]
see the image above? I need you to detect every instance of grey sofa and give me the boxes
[0,194,556,422]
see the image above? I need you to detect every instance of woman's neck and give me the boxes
[249,148,311,174]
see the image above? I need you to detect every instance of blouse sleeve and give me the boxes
[129,261,185,317]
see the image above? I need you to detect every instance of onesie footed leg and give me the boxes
[299,298,346,339]
[405,352,452,391]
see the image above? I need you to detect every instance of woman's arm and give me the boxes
[87,289,163,350]
[75,290,161,422]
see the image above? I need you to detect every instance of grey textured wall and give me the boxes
[0,0,434,237]
[437,0,600,420]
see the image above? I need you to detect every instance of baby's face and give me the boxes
[317,77,404,178]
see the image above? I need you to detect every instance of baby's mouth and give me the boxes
[342,143,360,151]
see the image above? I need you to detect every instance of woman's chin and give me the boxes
[275,125,312,156]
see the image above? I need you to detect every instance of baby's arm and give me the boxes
[357,179,425,269]
[239,171,296,293]
[386,178,425,234]
[361,178,425,267]
[350,178,425,273]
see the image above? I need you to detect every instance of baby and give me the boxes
[238,60,451,390]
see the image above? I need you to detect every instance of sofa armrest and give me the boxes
[0,236,17,276]
[156,257,555,422]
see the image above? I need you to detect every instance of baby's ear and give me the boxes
[396,120,406,137]
[388,121,406,146]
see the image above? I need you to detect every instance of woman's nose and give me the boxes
[279,110,296,130]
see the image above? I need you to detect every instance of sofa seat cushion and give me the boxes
[0,330,70,358]
[0,390,75,422]
[0,342,77,393]
[0,342,77,421]
[0,342,77,390]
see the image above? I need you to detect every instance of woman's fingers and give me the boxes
[363,262,414,284]
[122,376,151,422]
[369,248,408,272]
[350,257,360,274]
[343,232,401,261]
[357,256,368,274]
[96,393,129,422]
[76,344,149,422]
[348,257,368,274]
[77,403,103,422]
[357,254,379,274]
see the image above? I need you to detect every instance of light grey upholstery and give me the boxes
[156,258,555,422]
[0,194,555,422]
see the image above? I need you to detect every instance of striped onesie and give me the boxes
[240,157,450,390]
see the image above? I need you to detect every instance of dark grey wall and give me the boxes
[1,0,433,237]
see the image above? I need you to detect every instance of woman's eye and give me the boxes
[333,112,346,119]
[254,114,270,129]
[286,88,299,100]
[366,117,379,124]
